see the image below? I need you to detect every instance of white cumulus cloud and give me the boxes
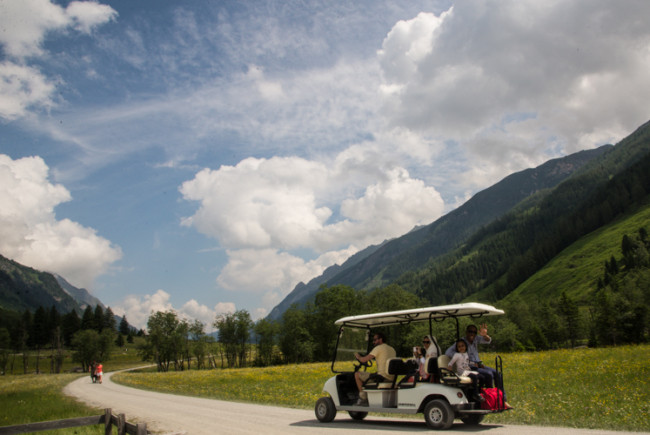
[377,0,650,190]
[0,154,122,289]
[180,151,445,299]
[114,289,236,331]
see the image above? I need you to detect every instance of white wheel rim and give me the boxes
[429,407,443,423]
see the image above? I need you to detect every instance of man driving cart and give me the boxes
[353,332,396,405]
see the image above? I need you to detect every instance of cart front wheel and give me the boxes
[315,396,337,423]
[424,399,454,430]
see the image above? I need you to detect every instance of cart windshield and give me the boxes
[332,326,369,373]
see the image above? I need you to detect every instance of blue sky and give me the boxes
[1,0,649,330]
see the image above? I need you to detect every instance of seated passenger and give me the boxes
[447,339,487,399]
[413,334,438,380]
[444,324,497,388]
[353,332,396,406]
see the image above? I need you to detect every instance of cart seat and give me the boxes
[363,358,417,390]
[362,379,394,389]
[435,355,473,385]
[387,358,418,388]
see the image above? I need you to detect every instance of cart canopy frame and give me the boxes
[334,302,504,329]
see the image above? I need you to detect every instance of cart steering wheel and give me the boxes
[355,353,374,368]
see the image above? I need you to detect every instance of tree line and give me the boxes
[0,304,138,375]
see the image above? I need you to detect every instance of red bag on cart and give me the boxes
[480,388,505,410]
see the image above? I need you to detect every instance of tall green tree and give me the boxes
[0,327,10,375]
[279,305,314,364]
[188,320,208,370]
[80,306,95,331]
[253,318,278,366]
[31,306,48,374]
[71,329,113,372]
[18,310,31,374]
[141,310,184,372]
[94,305,105,332]
[558,292,581,348]
[48,306,64,373]
[213,310,253,368]
[62,310,80,347]
[103,307,116,332]
[310,285,361,361]
[119,316,130,336]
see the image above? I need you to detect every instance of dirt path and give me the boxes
[64,371,645,435]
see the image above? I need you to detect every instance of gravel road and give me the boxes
[64,371,646,435]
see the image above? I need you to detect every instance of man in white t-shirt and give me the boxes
[353,332,396,405]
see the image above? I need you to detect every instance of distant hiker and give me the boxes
[96,362,103,384]
[90,361,97,383]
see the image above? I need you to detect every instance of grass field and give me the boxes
[0,349,147,434]
[112,345,650,432]
[0,373,105,434]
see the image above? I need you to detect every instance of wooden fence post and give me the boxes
[104,408,112,435]
[117,413,126,435]
[136,422,147,435]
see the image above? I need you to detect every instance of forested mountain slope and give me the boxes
[397,120,650,305]
[502,199,650,305]
[269,142,613,319]
[0,254,99,313]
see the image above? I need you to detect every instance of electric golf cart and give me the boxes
[314,303,509,430]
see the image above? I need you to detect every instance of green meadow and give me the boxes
[0,348,146,434]
[0,373,105,434]
[112,345,650,432]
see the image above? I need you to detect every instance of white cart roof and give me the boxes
[334,302,504,328]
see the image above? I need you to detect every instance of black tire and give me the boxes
[315,396,337,423]
[348,411,368,420]
[460,414,485,425]
[423,399,454,430]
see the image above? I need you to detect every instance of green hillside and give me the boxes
[0,254,80,313]
[503,200,650,305]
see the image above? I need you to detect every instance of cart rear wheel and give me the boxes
[315,396,337,422]
[460,414,485,425]
[348,411,368,420]
[424,399,454,430]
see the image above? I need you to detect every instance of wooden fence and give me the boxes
[0,408,147,435]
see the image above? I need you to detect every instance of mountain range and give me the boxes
[269,119,650,319]
[0,254,104,314]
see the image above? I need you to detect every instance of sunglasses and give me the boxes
[422,340,430,344]
[467,330,477,334]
